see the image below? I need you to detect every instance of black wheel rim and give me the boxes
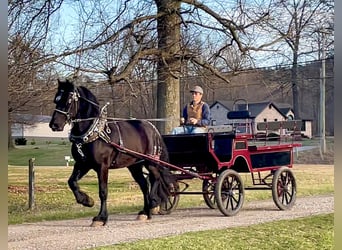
[277,171,295,205]
[221,174,242,211]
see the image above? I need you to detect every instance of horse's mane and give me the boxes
[78,85,99,106]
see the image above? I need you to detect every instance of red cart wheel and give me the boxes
[202,179,217,209]
[272,166,297,210]
[215,169,244,216]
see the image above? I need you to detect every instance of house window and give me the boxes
[264,118,267,122]
[216,105,219,109]
[274,118,278,121]
[301,122,306,131]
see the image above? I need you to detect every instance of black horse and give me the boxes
[49,79,173,226]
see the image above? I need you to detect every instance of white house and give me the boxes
[209,100,312,138]
[11,114,70,138]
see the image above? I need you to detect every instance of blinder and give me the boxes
[53,89,80,124]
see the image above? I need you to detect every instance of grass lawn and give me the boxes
[8,164,333,225]
[92,213,333,250]
[8,137,334,224]
[8,138,72,166]
[8,138,334,249]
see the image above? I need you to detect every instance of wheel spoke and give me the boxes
[223,176,240,211]
[272,167,296,210]
[231,193,240,206]
[216,170,244,216]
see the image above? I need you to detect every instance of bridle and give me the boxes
[53,87,99,124]
[53,88,80,124]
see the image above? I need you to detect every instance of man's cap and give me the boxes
[190,85,203,94]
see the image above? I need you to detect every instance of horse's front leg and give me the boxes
[68,162,94,207]
[91,164,109,226]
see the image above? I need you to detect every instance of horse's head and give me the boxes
[49,79,79,131]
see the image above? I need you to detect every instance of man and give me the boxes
[171,85,211,134]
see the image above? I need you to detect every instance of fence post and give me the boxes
[28,158,35,210]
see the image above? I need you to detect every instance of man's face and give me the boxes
[191,91,202,103]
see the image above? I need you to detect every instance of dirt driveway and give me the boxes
[8,194,334,250]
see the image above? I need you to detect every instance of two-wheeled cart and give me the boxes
[112,103,301,216]
[157,103,302,216]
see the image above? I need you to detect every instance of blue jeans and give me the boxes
[171,126,207,134]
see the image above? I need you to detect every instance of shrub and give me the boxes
[14,137,27,145]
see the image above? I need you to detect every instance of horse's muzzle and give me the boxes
[49,122,64,131]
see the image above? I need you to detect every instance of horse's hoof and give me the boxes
[136,214,148,221]
[90,220,106,227]
[81,197,94,207]
[151,206,160,215]
[86,198,95,207]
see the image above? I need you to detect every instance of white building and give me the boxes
[11,114,70,138]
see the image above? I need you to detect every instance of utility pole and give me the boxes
[319,28,328,154]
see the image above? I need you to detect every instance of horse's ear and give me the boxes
[57,78,66,86]
[57,78,74,88]
[57,78,63,88]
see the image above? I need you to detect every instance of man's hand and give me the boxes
[189,118,198,125]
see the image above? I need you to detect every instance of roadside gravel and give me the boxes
[8,194,334,250]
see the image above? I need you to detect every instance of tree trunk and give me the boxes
[8,120,14,149]
[291,52,300,119]
[155,0,181,134]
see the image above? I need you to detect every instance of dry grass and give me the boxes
[294,142,334,165]
[8,138,334,224]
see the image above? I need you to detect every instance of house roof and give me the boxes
[210,100,288,119]
[278,107,292,116]
[11,114,51,124]
[209,100,234,110]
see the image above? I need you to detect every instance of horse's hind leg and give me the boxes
[147,166,162,208]
[68,162,94,207]
[147,164,174,213]
[128,164,151,220]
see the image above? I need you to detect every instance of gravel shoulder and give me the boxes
[8,194,334,250]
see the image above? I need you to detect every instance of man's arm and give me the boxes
[199,103,211,126]
[182,105,188,121]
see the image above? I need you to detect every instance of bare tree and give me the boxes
[8,0,64,148]
[261,0,334,118]
[9,0,302,135]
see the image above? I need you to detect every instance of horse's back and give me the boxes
[109,119,162,152]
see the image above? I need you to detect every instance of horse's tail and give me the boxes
[148,122,175,205]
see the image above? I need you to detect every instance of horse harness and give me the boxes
[69,103,124,161]
[64,88,161,165]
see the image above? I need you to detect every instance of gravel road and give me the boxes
[8,194,334,250]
